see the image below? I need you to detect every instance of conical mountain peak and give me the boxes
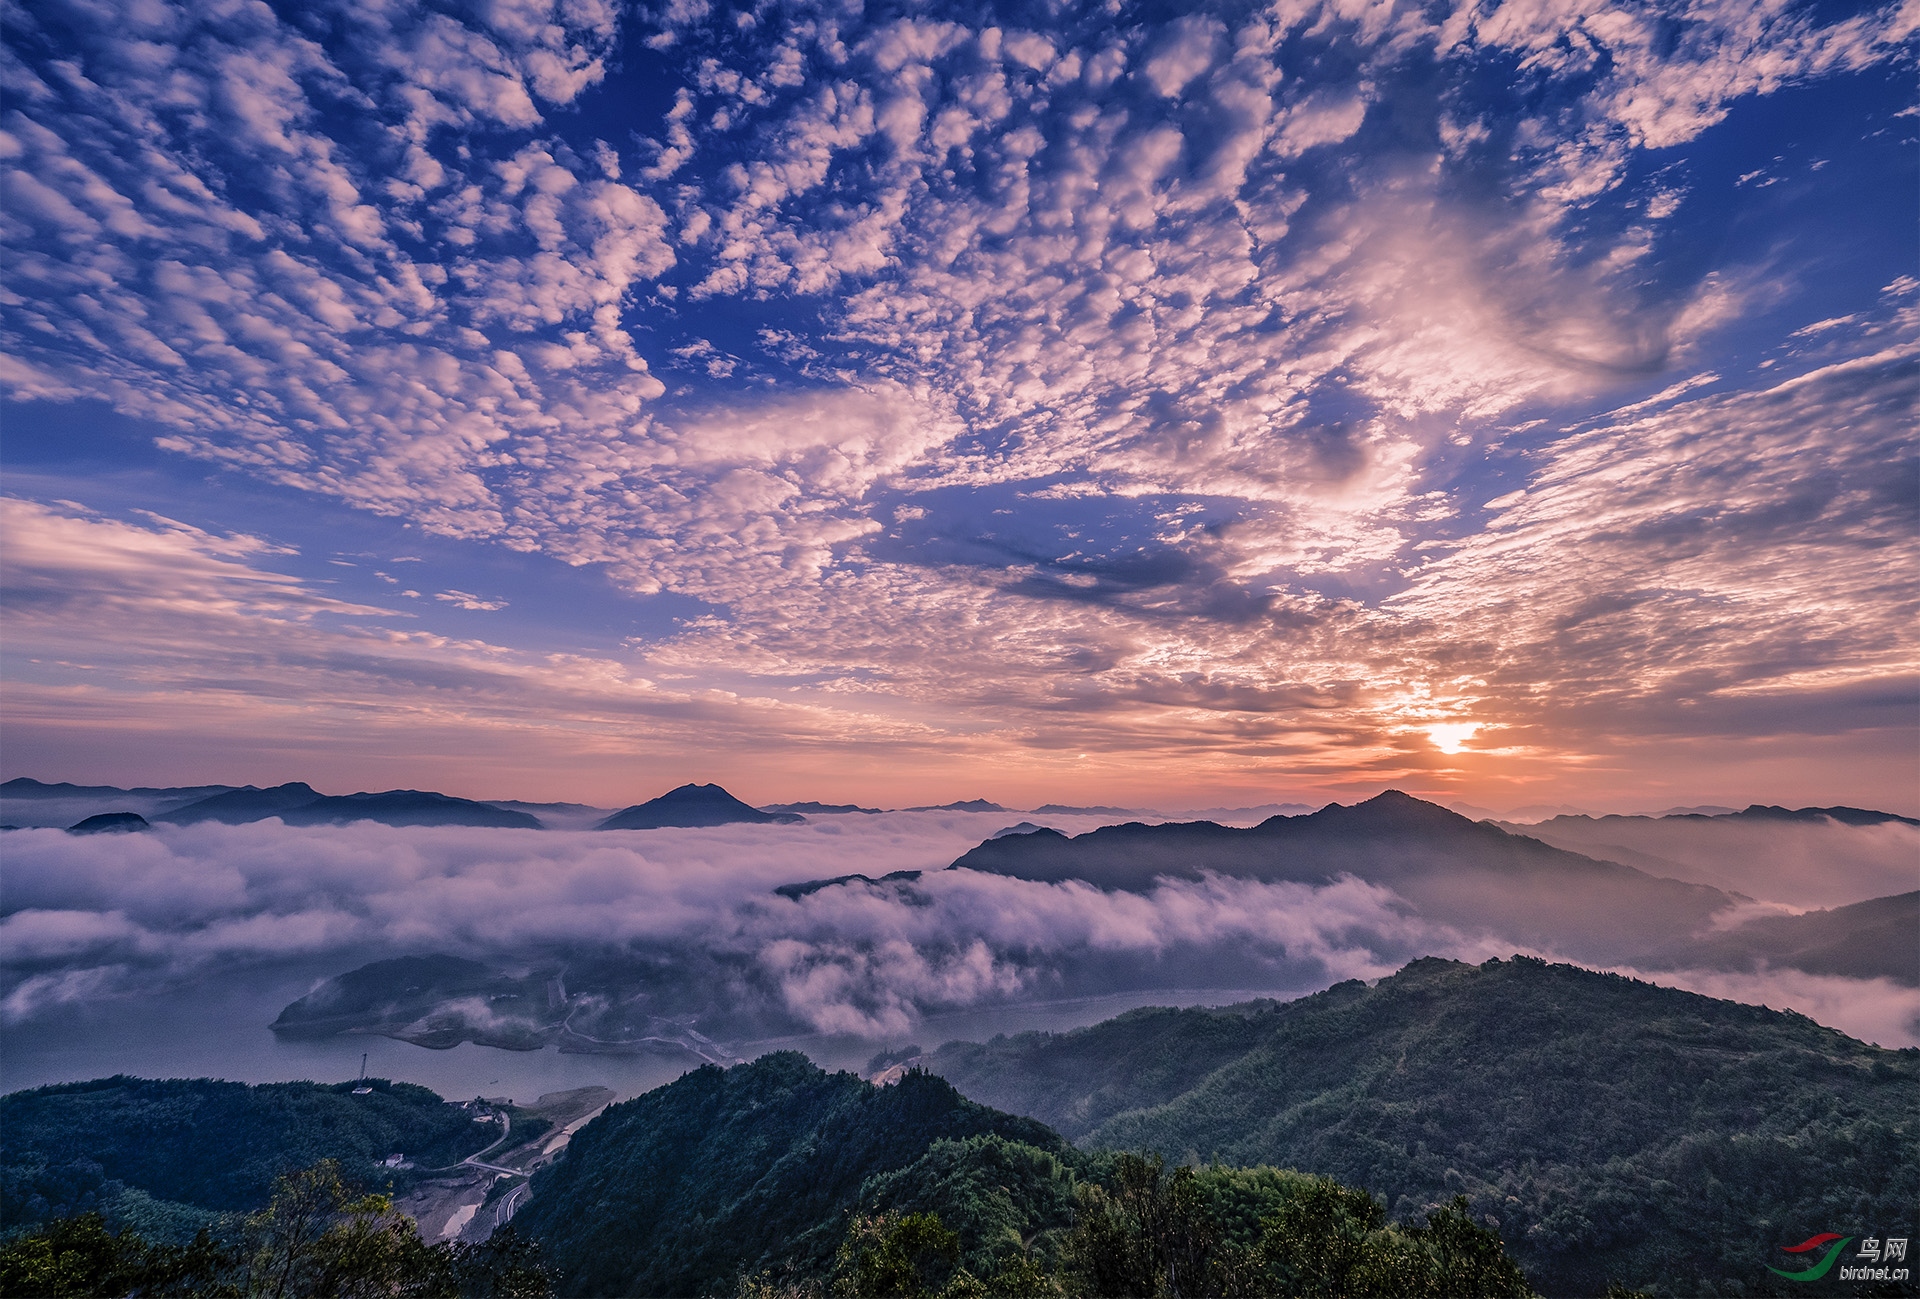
[598,783,805,830]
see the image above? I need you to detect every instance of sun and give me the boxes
[1425,722,1480,755]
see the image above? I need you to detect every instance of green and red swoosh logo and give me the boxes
[1768,1234,1853,1281]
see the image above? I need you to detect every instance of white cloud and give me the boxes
[0,815,1432,1037]
[435,589,509,611]
[1605,965,1920,1050]
[2,0,1912,813]
[1142,16,1225,98]
[2,816,1909,1045]
[0,498,958,788]
[1384,348,1920,749]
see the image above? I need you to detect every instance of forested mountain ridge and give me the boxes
[510,1053,1068,1296]
[947,791,1739,966]
[1,1078,1531,1299]
[920,956,1920,1295]
[945,791,1912,982]
[1644,891,1919,986]
[509,1051,1531,1299]
[0,1076,517,1242]
[8,961,1912,1296]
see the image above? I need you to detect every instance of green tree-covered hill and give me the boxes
[0,1075,497,1240]
[921,956,1920,1295]
[511,1053,1070,1296]
[510,1052,1531,1299]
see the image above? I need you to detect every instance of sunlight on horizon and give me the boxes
[1425,723,1481,756]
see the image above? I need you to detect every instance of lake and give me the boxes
[0,960,1317,1104]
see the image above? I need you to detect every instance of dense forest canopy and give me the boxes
[921,956,1920,1295]
[5,958,1913,1296]
[510,1054,1532,1299]
[0,1076,512,1241]
[0,1162,552,1299]
[511,1054,1067,1296]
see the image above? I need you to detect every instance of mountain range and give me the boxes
[1496,805,1920,907]
[0,776,1097,830]
[945,790,1913,982]
[10,776,1915,1296]
[262,789,1913,1061]
[2,1052,1536,1297]
[0,777,544,830]
[10,773,1912,845]
[2,777,816,831]
[21,958,1905,1296]
[909,955,1919,1296]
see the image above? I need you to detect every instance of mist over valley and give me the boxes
[5,777,1915,1108]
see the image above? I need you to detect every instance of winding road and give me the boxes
[413,1093,612,1240]
[495,1182,530,1228]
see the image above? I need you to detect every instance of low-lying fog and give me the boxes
[4,811,1915,1102]
[1506,815,1919,907]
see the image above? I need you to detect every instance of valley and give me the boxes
[6,957,1913,1297]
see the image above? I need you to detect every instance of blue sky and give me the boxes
[1,0,1914,811]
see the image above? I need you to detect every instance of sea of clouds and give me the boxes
[4,813,1915,1051]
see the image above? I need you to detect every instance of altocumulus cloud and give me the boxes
[2,0,1915,803]
[0,497,937,774]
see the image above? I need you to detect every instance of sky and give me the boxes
[1,0,1915,813]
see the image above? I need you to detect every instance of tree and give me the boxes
[0,1163,552,1299]
[1257,1186,1530,1298]
[1253,1174,1386,1297]
[242,1159,446,1299]
[1065,1154,1251,1298]
[0,1213,233,1298]
[447,1230,552,1299]
[0,1212,155,1298]
[834,1211,977,1299]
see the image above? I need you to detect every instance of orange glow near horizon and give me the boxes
[1,0,1914,821]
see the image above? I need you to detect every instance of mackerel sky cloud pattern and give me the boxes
[1,0,1914,808]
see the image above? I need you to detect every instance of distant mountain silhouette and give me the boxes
[950,790,1744,966]
[272,954,503,1038]
[2,778,240,825]
[598,783,805,830]
[2,777,235,801]
[1030,803,1137,816]
[760,801,884,815]
[66,812,150,834]
[1502,804,1918,908]
[159,783,323,825]
[904,798,1006,812]
[1647,891,1919,986]
[280,790,542,829]
[1165,802,1317,822]
[1529,804,1919,829]
[52,781,547,829]
[1706,803,1917,827]
[774,870,923,900]
[947,791,1914,981]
